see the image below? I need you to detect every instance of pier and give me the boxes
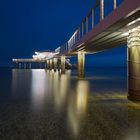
[13,0,140,101]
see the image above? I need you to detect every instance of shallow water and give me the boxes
[0,68,140,140]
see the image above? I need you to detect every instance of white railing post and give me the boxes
[92,9,94,29]
[114,0,116,9]
[86,17,88,33]
[82,22,84,36]
[100,0,104,21]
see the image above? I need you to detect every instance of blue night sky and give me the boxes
[0,0,126,67]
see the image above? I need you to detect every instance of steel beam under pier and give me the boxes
[128,26,140,101]
[78,52,85,78]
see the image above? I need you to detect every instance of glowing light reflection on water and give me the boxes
[3,68,139,139]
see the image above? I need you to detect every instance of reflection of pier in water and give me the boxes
[12,69,90,136]
[11,68,140,139]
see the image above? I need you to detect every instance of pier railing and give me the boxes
[60,0,124,54]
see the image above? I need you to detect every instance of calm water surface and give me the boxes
[0,67,140,140]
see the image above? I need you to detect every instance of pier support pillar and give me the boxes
[15,62,18,69]
[78,51,85,78]
[44,63,47,69]
[128,26,140,101]
[29,63,31,69]
[53,58,57,72]
[19,63,21,69]
[49,59,53,70]
[39,63,41,69]
[47,60,49,69]
[24,63,26,69]
[58,59,61,72]
[61,56,66,74]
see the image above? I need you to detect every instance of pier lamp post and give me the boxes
[127,26,140,101]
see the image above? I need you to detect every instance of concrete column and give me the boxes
[47,60,49,69]
[39,63,41,69]
[57,59,61,72]
[24,63,26,69]
[49,59,53,70]
[127,26,140,101]
[44,63,47,69]
[29,63,31,69]
[19,63,21,69]
[78,51,85,78]
[16,62,18,69]
[61,56,66,74]
[53,58,57,72]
